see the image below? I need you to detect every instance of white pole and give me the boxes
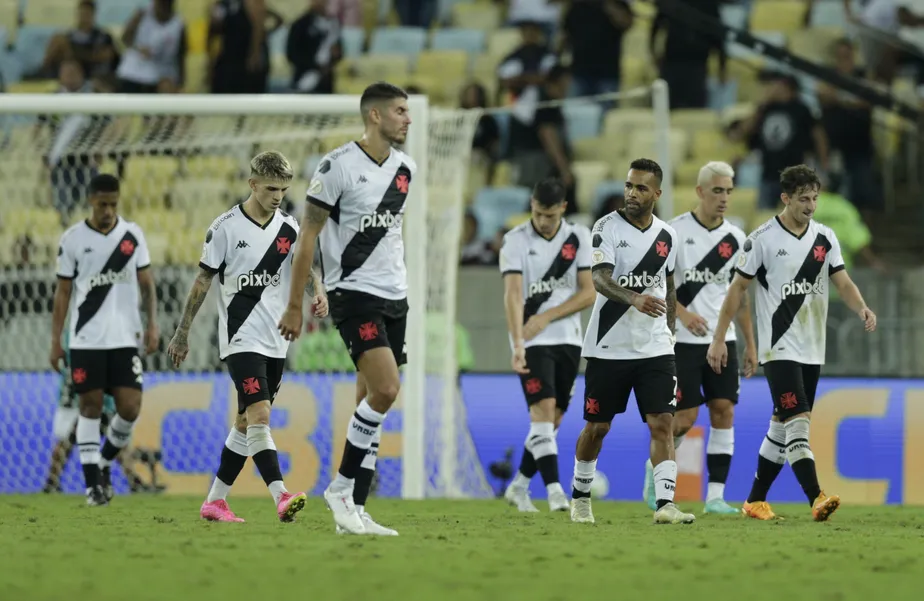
[651,79,675,219]
[401,94,429,500]
[0,94,370,115]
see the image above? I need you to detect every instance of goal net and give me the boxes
[0,93,492,499]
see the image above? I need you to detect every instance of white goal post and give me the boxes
[0,93,490,499]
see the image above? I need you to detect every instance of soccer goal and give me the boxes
[0,93,491,499]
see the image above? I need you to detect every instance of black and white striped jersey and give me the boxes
[499,220,592,348]
[306,141,417,301]
[199,204,299,360]
[56,218,151,350]
[736,216,845,365]
[669,212,746,345]
[583,210,678,360]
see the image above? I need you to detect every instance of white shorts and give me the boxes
[52,406,79,442]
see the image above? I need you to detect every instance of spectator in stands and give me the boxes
[287,0,342,94]
[460,211,498,266]
[818,38,880,217]
[560,0,632,100]
[395,0,436,28]
[736,71,829,210]
[505,0,561,43]
[209,0,283,94]
[650,0,726,109]
[507,65,577,214]
[327,0,362,27]
[58,59,94,94]
[497,19,557,105]
[461,83,500,166]
[42,1,119,86]
[116,0,187,93]
[594,191,624,222]
[842,0,924,84]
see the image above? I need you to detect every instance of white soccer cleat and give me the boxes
[504,484,540,512]
[548,489,570,512]
[653,502,696,525]
[570,497,594,523]
[323,485,365,534]
[337,511,399,536]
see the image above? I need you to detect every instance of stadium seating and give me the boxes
[341,27,366,59]
[24,0,76,29]
[96,0,149,27]
[430,28,485,54]
[369,26,427,57]
[749,1,808,33]
[472,187,531,241]
[14,25,57,76]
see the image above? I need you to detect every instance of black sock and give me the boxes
[100,439,120,462]
[518,447,537,479]
[251,449,283,485]
[535,455,560,487]
[572,487,590,499]
[216,444,248,486]
[706,453,732,485]
[746,455,785,503]
[791,458,822,505]
[338,439,370,480]
[82,463,100,489]
[353,468,375,506]
[656,499,670,510]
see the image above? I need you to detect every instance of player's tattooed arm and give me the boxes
[591,266,638,305]
[666,273,677,335]
[174,268,215,342]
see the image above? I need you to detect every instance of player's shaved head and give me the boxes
[360,82,409,124]
[250,150,293,182]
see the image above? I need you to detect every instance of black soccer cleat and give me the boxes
[100,466,114,502]
[86,486,109,507]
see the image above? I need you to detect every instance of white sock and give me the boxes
[511,472,531,489]
[268,480,288,504]
[707,482,725,502]
[76,416,101,466]
[100,414,136,468]
[207,479,232,503]
[653,460,678,506]
[206,429,249,503]
[331,472,354,493]
[706,427,735,502]
[571,458,596,495]
[547,482,565,496]
[356,504,365,515]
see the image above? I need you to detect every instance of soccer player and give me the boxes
[642,161,757,514]
[50,174,159,506]
[571,158,696,525]
[166,151,324,523]
[707,164,877,521]
[499,178,595,513]
[279,81,415,536]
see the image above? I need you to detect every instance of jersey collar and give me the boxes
[774,215,810,240]
[238,203,276,229]
[689,210,723,232]
[617,209,653,233]
[354,141,391,167]
[84,216,119,236]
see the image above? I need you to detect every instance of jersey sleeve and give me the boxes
[498,232,523,276]
[590,218,615,272]
[199,221,227,273]
[577,225,593,270]
[827,228,846,277]
[736,233,763,279]
[306,156,348,211]
[133,226,151,270]
[55,233,76,280]
[665,228,678,276]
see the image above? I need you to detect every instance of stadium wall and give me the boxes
[1,372,922,505]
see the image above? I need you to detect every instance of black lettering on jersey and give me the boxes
[339,164,411,280]
[596,228,672,343]
[226,222,298,341]
[523,232,580,322]
[770,233,831,347]
[75,231,139,335]
[676,233,739,306]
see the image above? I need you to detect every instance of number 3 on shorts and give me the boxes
[132,355,143,384]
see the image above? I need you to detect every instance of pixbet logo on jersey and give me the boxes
[781,278,825,299]
[237,270,282,290]
[682,267,729,285]
[617,272,664,289]
[88,269,132,288]
[527,276,572,298]
[359,210,402,233]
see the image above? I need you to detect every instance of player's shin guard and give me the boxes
[747,421,787,503]
[247,424,288,503]
[653,460,678,510]
[332,400,384,493]
[207,428,249,503]
[526,422,561,493]
[99,414,136,468]
[353,424,381,512]
[784,418,822,504]
[571,458,596,499]
[76,416,102,489]
[706,427,734,502]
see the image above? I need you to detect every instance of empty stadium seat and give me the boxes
[472,187,531,240]
[487,29,520,62]
[572,137,605,161]
[809,0,848,28]
[341,27,366,58]
[269,26,288,57]
[431,28,485,54]
[0,4,16,44]
[719,3,748,29]
[628,128,690,165]
[452,3,502,30]
[340,53,411,79]
[670,109,720,132]
[690,129,727,161]
[14,25,58,76]
[788,27,842,63]
[96,0,148,26]
[369,26,427,57]
[674,162,702,187]
[603,108,656,138]
[563,102,603,141]
[572,161,610,214]
[750,1,808,33]
[0,56,24,85]
[415,50,468,102]
[23,0,74,28]
[0,26,7,49]
[6,79,57,93]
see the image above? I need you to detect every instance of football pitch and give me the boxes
[1,496,921,601]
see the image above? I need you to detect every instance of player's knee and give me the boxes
[709,399,735,429]
[672,409,696,436]
[583,421,610,442]
[647,413,674,442]
[78,393,104,417]
[529,398,556,423]
[367,380,400,410]
[244,400,272,426]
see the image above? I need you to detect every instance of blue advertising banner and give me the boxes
[1,372,922,505]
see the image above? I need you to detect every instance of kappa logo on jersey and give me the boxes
[528,276,572,298]
[237,270,282,289]
[359,210,403,232]
[236,240,250,249]
[617,271,664,289]
[88,269,133,289]
[682,267,729,285]
[781,277,825,299]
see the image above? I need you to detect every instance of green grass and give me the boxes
[1,496,922,601]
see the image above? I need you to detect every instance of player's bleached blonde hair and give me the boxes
[697,161,735,187]
[250,150,294,182]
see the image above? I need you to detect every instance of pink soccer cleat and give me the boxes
[277,491,308,522]
[200,499,246,523]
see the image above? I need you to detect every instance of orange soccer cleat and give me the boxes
[742,500,780,520]
[812,491,841,522]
